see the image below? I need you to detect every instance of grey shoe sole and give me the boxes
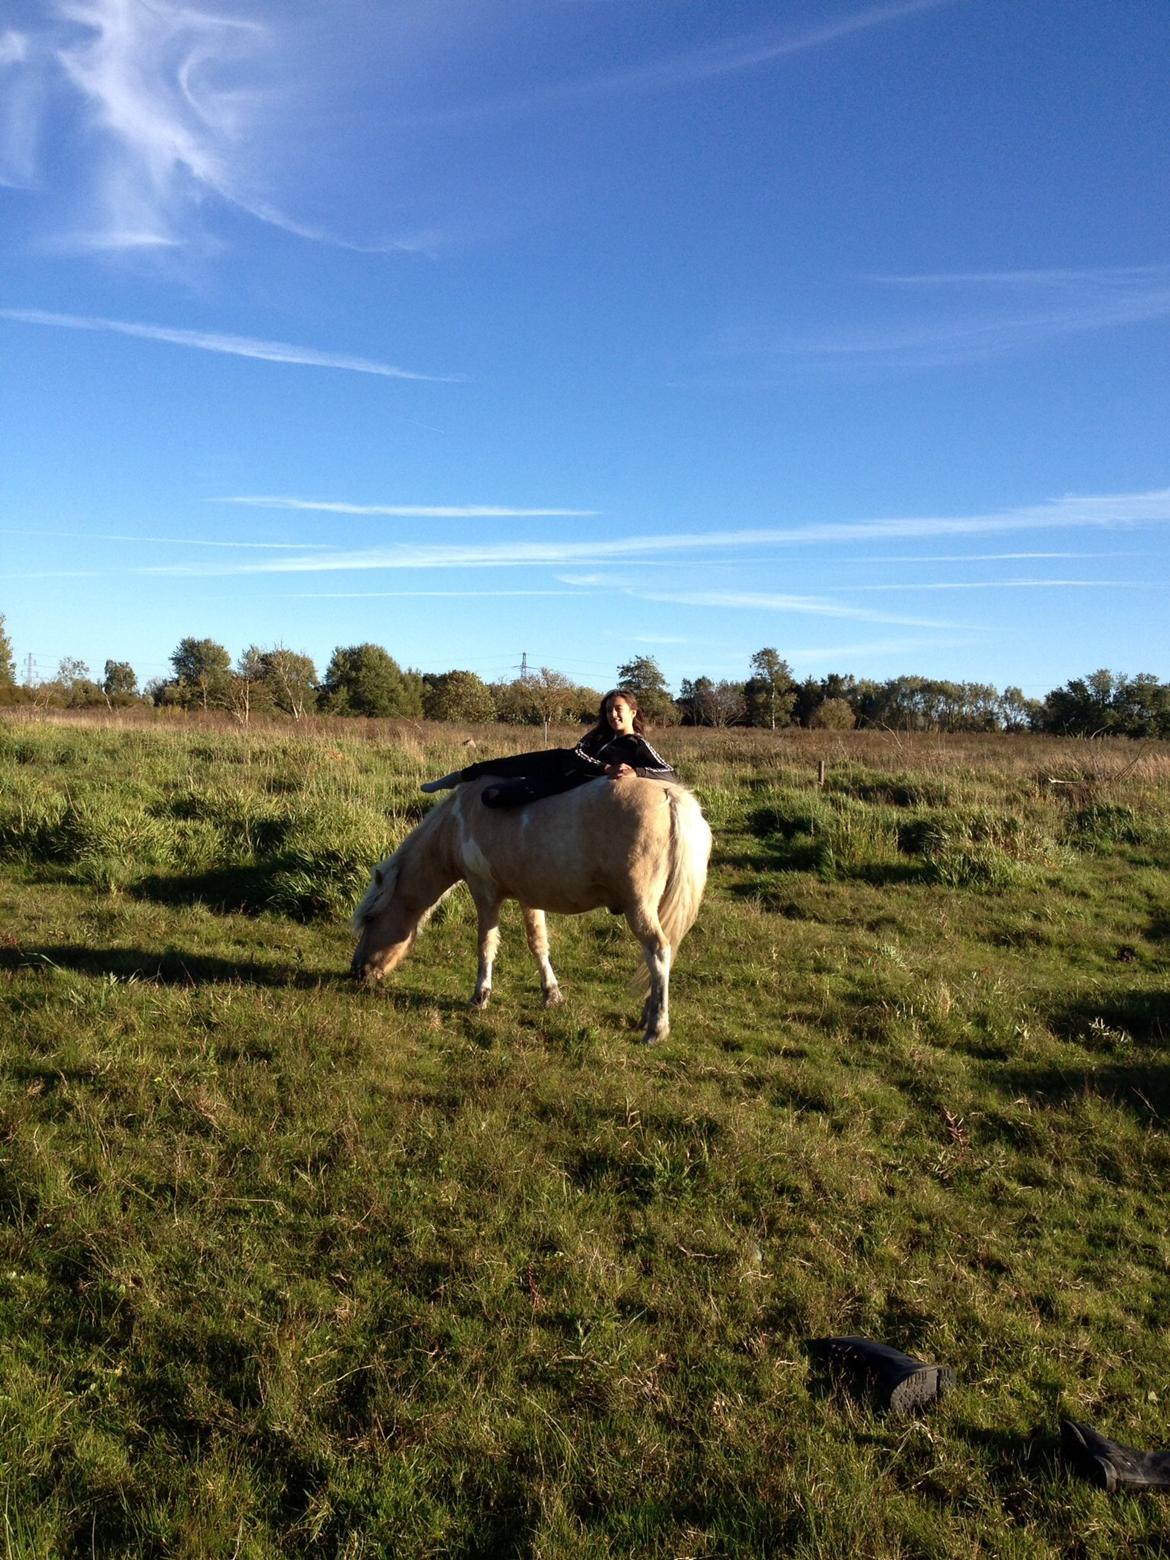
[807,1335,955,1416]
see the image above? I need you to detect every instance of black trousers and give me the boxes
[458,748,601,809]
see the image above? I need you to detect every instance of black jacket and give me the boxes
[574,730,677,780]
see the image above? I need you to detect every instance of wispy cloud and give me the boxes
[132,486,1170,578]
[0,526,331,550]
[416,0,952,123]
[625,633,692,645]
[828,577,1152,592]
[720,266,1170,373]
[49,0,267,249]
[783,635,978,666]
[857,550,1147,563]
[5,0,430,253]
[217,497,594,518]
[0,307,456,380]
[282,588,591,599]
[637,590,953,629]
[0,29,42,186]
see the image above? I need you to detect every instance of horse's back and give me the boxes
[449,777,689,914]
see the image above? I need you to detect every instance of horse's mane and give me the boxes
[351,792,455,929]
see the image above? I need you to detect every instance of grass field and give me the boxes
[2,712,1169,1557]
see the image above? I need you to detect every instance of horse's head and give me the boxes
[351,805,458,984]
[350,860,418,983]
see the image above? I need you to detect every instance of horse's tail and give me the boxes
[659,785,711,952]
[631,786,711,990]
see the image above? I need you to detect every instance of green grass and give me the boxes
[2,713,1169,1556]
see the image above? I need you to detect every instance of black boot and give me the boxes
[1060,1418,1170,1492]
[806,1335,955,1416]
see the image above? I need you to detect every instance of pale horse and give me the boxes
[351,776,711,1044]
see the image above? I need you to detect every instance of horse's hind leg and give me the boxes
[469,888,502,1009]
[521,906,563,1007]
[626,907,671,1045]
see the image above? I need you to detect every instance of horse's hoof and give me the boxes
[468,991,491,1011]
[542,986,564,1009]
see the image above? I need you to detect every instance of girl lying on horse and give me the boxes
[422,688,676,808]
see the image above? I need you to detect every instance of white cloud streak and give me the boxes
[636,590,953,629]
[0,307,456,380]
[216,497,595,518]
[783,635,978,666]
[7,0,432,252]
[0,29,44,186]
[133,487,1170,579]
[52,0,265,249]
[281,589,592,599]
[830,578,1154,591]
[417,0,953,123]
[0,526,331,550]
[731,266,1170,372]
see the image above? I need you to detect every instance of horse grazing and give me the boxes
[351,777,711,1044]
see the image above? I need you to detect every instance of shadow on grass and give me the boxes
[1051,990,1169,1047]
[131,864,281,916]
[997,1060,1170,1121]
[0,942,338,990]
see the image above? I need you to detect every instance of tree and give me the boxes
[320,644,423,717]
[222,648,277,726]
[169,637,232,711]
[55,657,103,709]
[103,660,139,706]
[793,677,822,728]
[678,676,745,727]
[810,697,855,730]
[529,667,577,740]
[424,670,497,723]
[999,687,1041,733]
[676,677,708,726]
[745,648,796,729]
[0,615,14,688]
[1041,669,1119,736]
[616,655,676,722]
[258,648,318,720]
[1108,673,1170,739]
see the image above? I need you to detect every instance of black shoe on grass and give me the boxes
[806,1335,955,1416]
[1060,1418,1170,1493]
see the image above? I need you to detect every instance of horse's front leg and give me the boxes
[468,887,502,1009]
[521,905,563,1008]
[628,909,671,1044]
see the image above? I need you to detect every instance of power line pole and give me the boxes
[519,652,529,683]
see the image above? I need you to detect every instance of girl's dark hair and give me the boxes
[585,687,644,740]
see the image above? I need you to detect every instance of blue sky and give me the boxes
[2,0,1168,698]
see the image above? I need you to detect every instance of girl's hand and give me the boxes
[606,763,635,779]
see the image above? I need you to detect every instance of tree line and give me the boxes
[1,617,1167,738]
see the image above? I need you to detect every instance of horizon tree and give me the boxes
[0,615,14,688]
[168,637,232,711]
[745,648,796,729]
[257,648,318,720]
[102,660,139,707]
[320,644,423,717]
[616,655,676,723]
[423,669,497,724]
